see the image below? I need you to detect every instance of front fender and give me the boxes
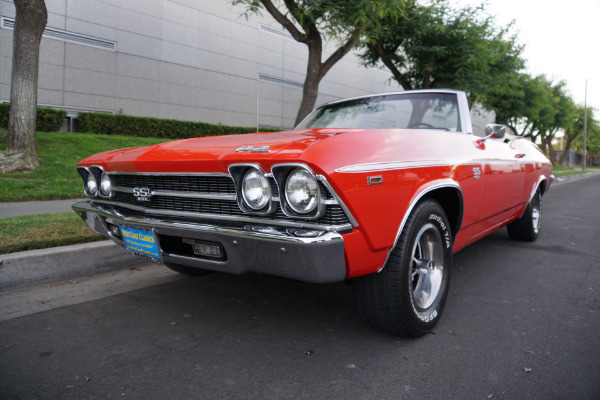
[377,179,463,273]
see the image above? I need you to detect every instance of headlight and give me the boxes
[99,172,112,197]
[284,168,319,214]
[86,173,98,196]
[242,169,271,210]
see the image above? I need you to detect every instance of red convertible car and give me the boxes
[73,89,553,337]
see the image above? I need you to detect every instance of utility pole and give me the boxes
[582,80,588,171]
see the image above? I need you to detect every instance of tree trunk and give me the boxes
[293,24,366,126]
[547,139,555,164]
[408,99,431,127]
[295,37,323,126]
[4,0,48,172]
[558,134,576,165]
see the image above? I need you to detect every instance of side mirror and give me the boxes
[483,124,507,141]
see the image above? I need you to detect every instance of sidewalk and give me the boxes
[553,168,600,184]
[0,198,146,289]
[0,198,85,218]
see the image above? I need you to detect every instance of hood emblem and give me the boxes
[235,145,271,153]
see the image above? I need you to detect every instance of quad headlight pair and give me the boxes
[282,168,320,214]
[241,169,271,210]
[231,163,322,218]
[79,166,112,198]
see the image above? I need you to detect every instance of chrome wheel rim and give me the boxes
[532,193,541,234]
[410,223,444,310]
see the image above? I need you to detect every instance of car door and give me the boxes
[476,137,526,229]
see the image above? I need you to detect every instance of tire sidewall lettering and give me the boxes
[407,209,451,325]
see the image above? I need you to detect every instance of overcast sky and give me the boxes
[458,0,599,114]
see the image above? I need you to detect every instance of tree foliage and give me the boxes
[560,105,598,164]
[233,0,405,125]
[490,74,578,162]
[573,108,600,163]
[361,0,523,106]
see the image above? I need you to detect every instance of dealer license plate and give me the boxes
[120,226,161,260]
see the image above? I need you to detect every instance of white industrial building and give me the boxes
[0,0,407,130]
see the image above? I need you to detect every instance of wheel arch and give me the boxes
[378,182,464,273]
[527,175,548,205]
[424,186,464,239]
[516,175,547,220]
[537,176,548,196]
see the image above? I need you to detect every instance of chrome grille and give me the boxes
[108,173,352,228]
[113,174,235,194]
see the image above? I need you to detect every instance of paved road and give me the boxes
[1,176,599,400]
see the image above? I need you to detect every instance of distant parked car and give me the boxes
[73,89,553,337]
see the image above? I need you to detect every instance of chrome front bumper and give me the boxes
[72,201,347,283]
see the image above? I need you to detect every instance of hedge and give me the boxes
[0,103,66,132]
[76,112,280,139]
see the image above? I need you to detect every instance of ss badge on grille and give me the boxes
[132,187,152,202]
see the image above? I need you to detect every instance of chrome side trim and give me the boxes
[336,160,453,173]
[89,199,353,232]
[336,159,530,174]
[378,182,463,273]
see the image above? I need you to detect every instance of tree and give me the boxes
[0,0,48,173]
[490,73,571,161]
[233,0,404,125]
[559,105,596,165]
[538,82,575,162]
[573,110,600,165]
[361,0,523,107]
[488,73,542,135]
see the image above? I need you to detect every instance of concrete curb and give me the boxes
[553,169,600,184]
[0,240,147,290]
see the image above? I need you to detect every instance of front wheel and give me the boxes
[353,199,452,337]
[507,188,542,242]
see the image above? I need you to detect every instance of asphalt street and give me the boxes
[1,175,599,400]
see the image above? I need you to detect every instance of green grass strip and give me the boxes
[0,131,166,202]
[0,212,105,254]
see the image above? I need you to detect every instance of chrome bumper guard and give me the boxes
[72,201,346,283]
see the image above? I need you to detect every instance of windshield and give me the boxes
[296,92,461,132]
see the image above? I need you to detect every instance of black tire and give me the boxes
[353,199,452,337]
[164,262,213,277]
[507,189,542,242]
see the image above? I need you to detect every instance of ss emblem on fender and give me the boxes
[133,187,152,201]
[473,167,482,180]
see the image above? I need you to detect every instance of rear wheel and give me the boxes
[353,199,452,337]
[507,188,542,242]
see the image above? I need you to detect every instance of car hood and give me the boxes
[79,128,363,173]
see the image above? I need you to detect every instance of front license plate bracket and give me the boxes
[119,226,162,262]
